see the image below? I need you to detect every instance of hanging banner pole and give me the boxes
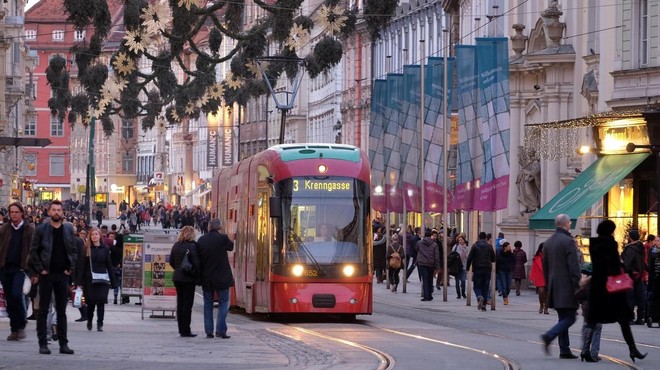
[442,29,449,302]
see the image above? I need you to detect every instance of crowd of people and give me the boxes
[373,213,657,363]
[0,198,224,356]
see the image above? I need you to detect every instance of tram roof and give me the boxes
[272,144,361,163]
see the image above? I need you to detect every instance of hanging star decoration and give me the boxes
[196,94,209,108]
[224,72,242,90]
[112,52,135,76]
[100,76,127,101]
[177,0,200,11]
[156,115,168,134]
[208,82,224,100]
[185,102,196,115]
[285,23,310,51]
[318,4,348,35]
[140,1,172,36]
[123,29,148,54]
[245,61,262,78]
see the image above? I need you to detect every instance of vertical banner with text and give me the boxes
[221,126,234,166]
[142,233,178,314]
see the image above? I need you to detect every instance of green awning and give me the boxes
[529,153,650,229]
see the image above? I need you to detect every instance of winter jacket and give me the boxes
[196,230,235,290]
[415,237,440,268]
[512,247,528,279]
[496,250,515,273]
[28,222,78,276]
[169,240,202,283]
[0,221,35,271]
[621,240,645,281]
[542,227,581,310]
[529,254,545,287]
[466,239,495,271]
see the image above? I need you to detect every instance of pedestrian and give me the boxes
[386,233,404,292]
[466,231,496,311]
[621,229,646,325]
[95,208,103,227]
[372,226,386,284]
[72,228,88,322]
[169,225,201,337]
[406,227,422,280]
[451,233,469,299]
[196,219,234,339]
[0,202,36,341]
[576,262,603,362]
[28,200,77,355]
[540,214,581,359]
[496,241,515,305]
[580,220,646,362]
[415,229,440,301]
[76,227,117,332]
[529,243,549,314]
[512,241,527,296]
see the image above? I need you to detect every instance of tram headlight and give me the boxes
[318,164,328,173]
[343,265,355,277]
[292,264,304,277]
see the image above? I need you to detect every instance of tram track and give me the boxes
[374,296,642,370]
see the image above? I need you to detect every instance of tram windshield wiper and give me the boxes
[288,227,324,274]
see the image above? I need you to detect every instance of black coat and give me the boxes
[587,235,633,324]
[196,230,235,290]
[169,240,201,283]
[75,244,117,304]
[542,228,581,309]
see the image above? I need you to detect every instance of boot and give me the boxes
[580,326,596,362]
[75,307,87,322]
[629,345,647,362]
[538,291,544,314]
[113,294,118,305]
[51,324,58,342]
[27,308,38,321]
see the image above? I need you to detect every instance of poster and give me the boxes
[142,233,178,312]
[121,235,143,296]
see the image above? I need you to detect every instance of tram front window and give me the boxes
[273,177,368,265]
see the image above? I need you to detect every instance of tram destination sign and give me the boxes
[292,179,352,194]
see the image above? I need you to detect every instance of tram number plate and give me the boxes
[303,269,319,277]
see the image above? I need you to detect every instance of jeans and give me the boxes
[0,269,27,333]
[406,257,418,280]
[418,265,435,300]
[544,308,577,354]
[627,280,645,321]
[473,268,491,300]
[591,323,602,356]
[203,288,230,336]
[454,269,466,297]
[499,271,512,298]
[37,273,70,346]
[388,267,401,285]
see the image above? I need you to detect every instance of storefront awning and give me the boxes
[529,153,650,229]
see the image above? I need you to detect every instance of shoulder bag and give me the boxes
[90,249,110,285]
[181,249,195,274]
[605,268,633,294]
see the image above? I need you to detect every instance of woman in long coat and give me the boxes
[75,227,117,332]
[581,220,646,362]
[511,241,527,296]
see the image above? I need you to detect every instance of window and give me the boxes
[121,119,134,140]
[24,117,36,136]
[122,153,134,173]
[50,116,64,136]
[74,30,85,41]
[52,30,64,41]
[49,154,65,176]
[639,0,649,66]
[25,29,36,41]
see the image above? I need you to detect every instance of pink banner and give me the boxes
[424,181,447,213]
[371,185,387,212]
[386,184,404,213]
[403,182,421,213]
[452,181,476,211]
[475,176,509,212]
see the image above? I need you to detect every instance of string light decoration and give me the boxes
[524,110,644,159]
[45,0,397,136]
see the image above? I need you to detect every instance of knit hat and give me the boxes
[629,229,640,241]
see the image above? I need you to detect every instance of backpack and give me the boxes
[389,246,402,269]
[447,251,463,276]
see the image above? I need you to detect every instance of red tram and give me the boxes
[211,144,373,318]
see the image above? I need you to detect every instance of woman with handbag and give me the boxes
[169,226,201,337]
[581,220,647,363]
[75,227,117,332]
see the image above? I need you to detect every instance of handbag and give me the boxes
[73,287,83,308]
[181,249,195,274]
[22,272,32,295]
[89,250,110,285]
[606,269,634,294]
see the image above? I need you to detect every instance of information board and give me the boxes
[121,235,143,297]
[142,233,178,315]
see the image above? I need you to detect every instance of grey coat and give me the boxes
[542,228,581,309]
[28,222,78,276]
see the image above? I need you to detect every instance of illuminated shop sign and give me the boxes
[292,179,352,193]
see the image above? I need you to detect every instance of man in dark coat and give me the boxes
[540,214,581,359]
[0,202,35,341]
[415,229,440,302]
[196,218,234,339]
[466,232,496,311]
[621,229,646,324]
